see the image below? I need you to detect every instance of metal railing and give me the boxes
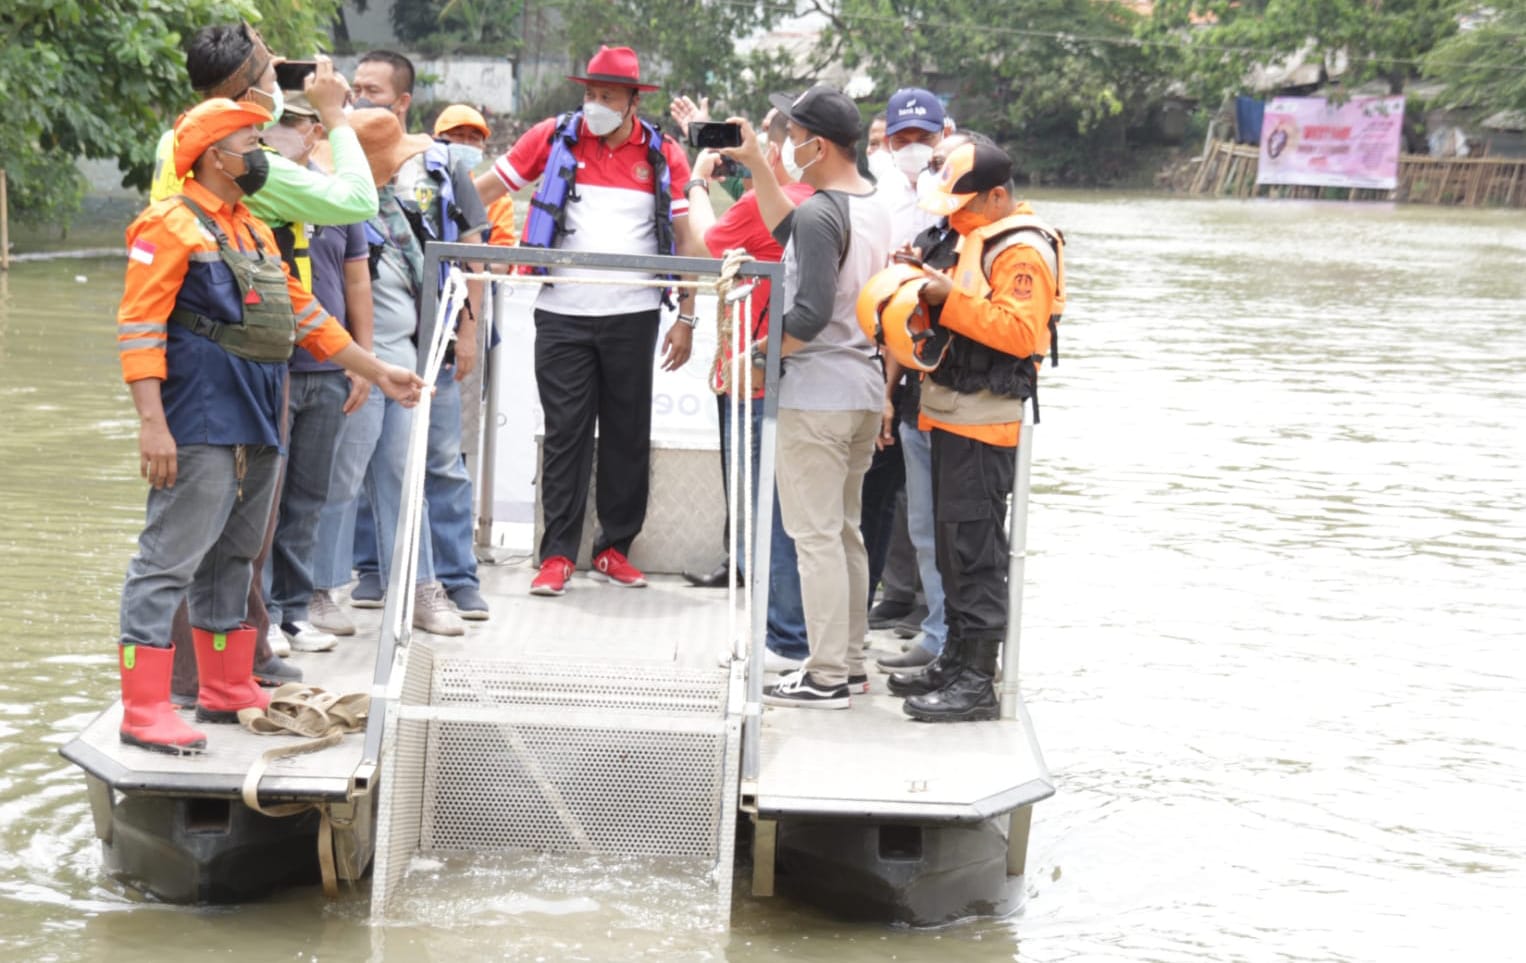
[355,242,787,802]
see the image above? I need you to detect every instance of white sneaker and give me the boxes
[308,589,356,636]
[265,621,291,658]
[763,648,803,673]
[413,582,466,637]
[281,620,338,653]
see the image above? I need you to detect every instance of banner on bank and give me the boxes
[1257,95,1405,190]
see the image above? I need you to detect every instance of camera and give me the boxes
[687,121,742,150]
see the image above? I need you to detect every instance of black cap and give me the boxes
[768,84,862,148]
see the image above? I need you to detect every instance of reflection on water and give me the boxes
[1,194,1522,961]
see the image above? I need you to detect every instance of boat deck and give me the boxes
[64,557,1050,821]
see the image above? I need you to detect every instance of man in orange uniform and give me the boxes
[115,99,425,755]
[900,143,1062,723]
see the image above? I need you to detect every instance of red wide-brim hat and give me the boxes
[567,45,659,92]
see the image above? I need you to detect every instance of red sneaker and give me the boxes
[590,548,647,588]
[530,556,575,596]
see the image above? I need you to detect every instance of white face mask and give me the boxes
[781,136,820,181]
[448,143,484,170]
[583,101,625,137]
[916,167,941,200]
[893,142,934,181]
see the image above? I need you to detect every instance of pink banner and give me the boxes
[1257,96,1405,190]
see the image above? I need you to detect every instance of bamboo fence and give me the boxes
[1188,140,1526,207]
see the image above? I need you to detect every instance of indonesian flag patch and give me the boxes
[129,240,156,265]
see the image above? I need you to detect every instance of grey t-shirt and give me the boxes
[774,188,892,411]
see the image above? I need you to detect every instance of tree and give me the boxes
[1423,2,1526,113]
[807,0,1171,182]
[0,0,342,226]
[1146,0,1464,100]
[390,0,525,52]
[551,0,788,119]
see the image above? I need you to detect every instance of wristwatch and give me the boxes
[684,177,709,197]
[677,313,700,328]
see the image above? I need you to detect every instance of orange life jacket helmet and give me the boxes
[856,263,926,345]
[880,279,948,373]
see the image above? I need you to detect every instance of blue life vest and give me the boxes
[521,110,676,272]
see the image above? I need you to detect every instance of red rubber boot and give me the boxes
[119,644,207,754]
[193,625,272,724]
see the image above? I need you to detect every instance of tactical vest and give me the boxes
[521,110,676,271]
[928,212,1066,423]
[168,197,298,364]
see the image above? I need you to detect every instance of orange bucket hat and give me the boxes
[172,98,274,178]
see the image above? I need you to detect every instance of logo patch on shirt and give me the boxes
[1012,269,1034,300]
[129,240,156,265]
[632,162,652,183]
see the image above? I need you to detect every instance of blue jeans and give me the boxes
[426,365,479,592]
[120,444,281,647]
[364,391,436,586]
[266,370,349,622]
[898,420,947,654]
[721,396,808,660]
[312,386,383,591]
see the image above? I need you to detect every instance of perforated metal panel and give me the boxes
[370,643,435,914]
[418,659,727,857]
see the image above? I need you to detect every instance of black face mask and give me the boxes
[223,147,270,195]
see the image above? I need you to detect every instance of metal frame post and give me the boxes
[999,417,1034,720]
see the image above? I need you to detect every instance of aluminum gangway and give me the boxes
[365,245,785,925]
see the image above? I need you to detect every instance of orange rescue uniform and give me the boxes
[918,203,1055,448]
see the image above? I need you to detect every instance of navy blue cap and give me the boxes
[885,88,945,135]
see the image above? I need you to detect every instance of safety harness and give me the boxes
[169,196,298,363]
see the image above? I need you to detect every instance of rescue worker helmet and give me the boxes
[880,279,948,373]
[856,262,926,346]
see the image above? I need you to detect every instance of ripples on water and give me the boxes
[0,195,1522,962]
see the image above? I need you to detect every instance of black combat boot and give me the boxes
[886,637,961,698]
[903,639,1000,722]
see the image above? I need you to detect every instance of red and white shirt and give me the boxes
[494,115,692,316]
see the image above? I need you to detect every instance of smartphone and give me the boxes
[688,121,742,150]
[275,60,318,91]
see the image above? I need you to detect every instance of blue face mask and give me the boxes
[447,142,484,171]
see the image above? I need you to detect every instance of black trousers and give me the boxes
[534,307,661,562]
[859,412,907,607]
[931,428,1015,644]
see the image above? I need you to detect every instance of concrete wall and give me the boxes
[332,54,519,114]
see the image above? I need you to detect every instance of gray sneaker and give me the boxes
[350,572,385,609]
[309,589,356,636]
[446,584,490,621]
[413,582,466,637]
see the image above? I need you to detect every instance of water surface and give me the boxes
[0,192,1521,961]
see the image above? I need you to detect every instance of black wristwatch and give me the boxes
[684,177,709,197]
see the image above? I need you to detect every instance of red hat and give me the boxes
[567,45,659,92]
[172,97,273,178]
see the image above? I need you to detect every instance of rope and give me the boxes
[237,684,371,898]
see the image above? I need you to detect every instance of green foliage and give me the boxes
[390,0,525,53]
[1145,0,1463,101]
[0,0,342,226]
[1424,2,1526,113]
[551,0,787,120]
[813,0,1169,183]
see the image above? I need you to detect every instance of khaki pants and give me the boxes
[775,407,880,686]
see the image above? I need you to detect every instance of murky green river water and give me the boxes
[1,193,1522,961]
